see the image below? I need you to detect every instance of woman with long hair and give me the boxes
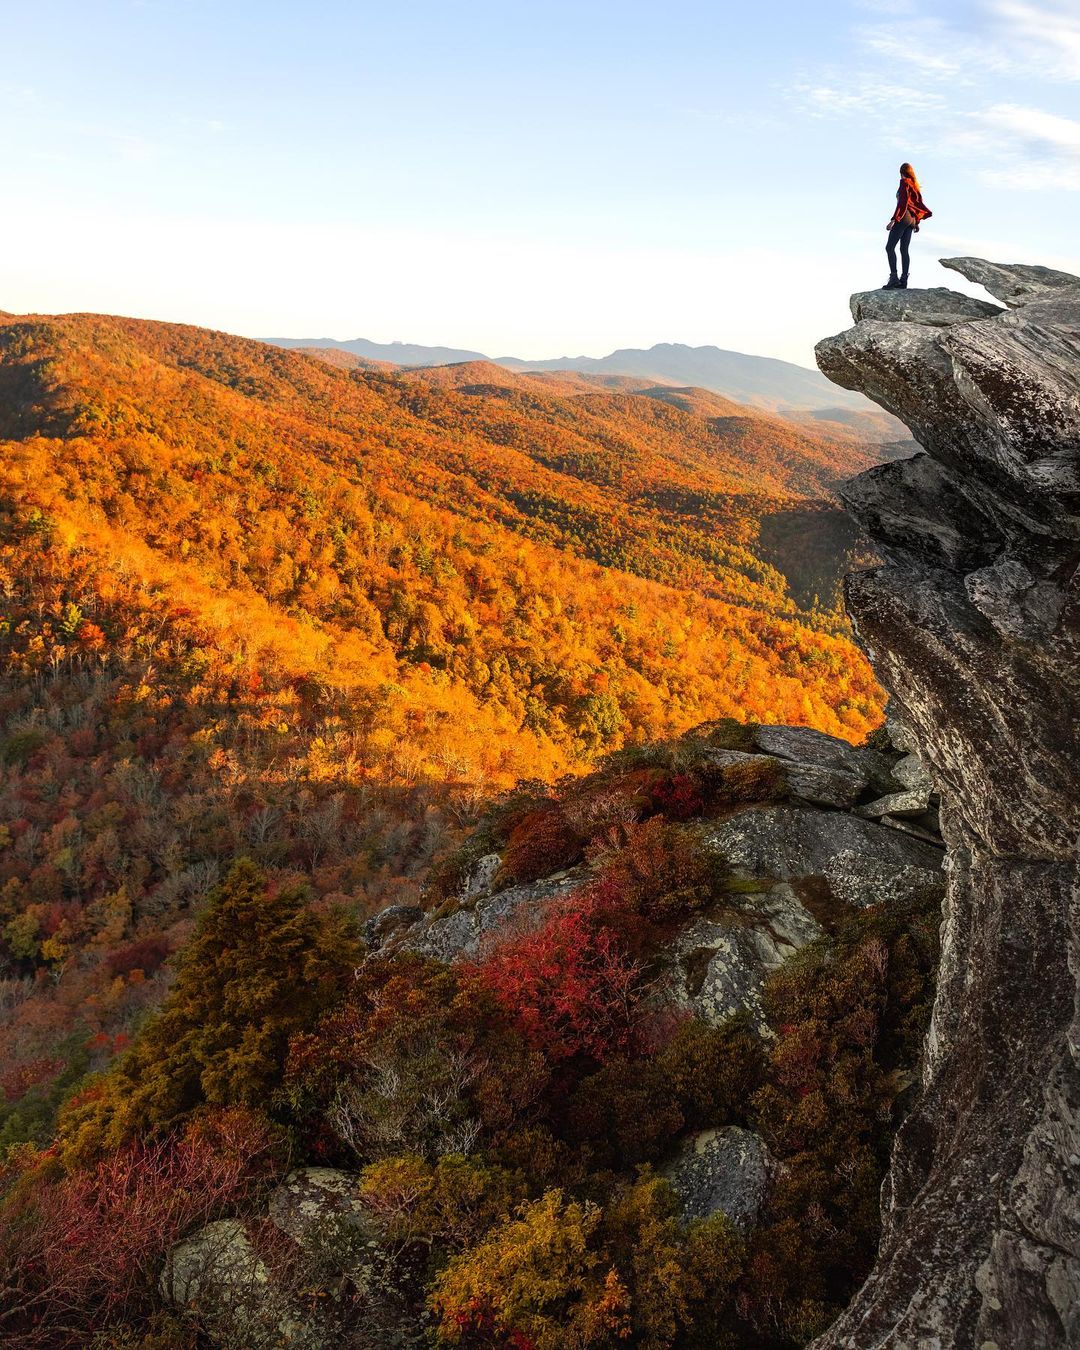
[883,162,932,289]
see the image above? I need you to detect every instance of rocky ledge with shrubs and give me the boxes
[159,715,946,1347]
[387,717,943,1037]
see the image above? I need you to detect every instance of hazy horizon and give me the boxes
[263,334,848,370]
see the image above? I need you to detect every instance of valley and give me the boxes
[0,307,889,1151]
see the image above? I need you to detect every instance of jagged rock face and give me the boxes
[819,258,1080,545]
[813,260,1080,1348]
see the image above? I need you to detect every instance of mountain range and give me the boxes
[264,335,905,440]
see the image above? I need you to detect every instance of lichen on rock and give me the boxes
[661,1125,775,1230]
[161,1168,380,1349]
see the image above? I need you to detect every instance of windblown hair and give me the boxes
[900,162,921,190]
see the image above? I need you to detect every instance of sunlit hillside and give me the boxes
[0,308,886,1148]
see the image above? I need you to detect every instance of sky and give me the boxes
[3,0,1079,366]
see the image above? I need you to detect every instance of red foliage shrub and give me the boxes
[0,1106,284,1347]
[448,1301,537,1348]
[469,896,645,1065]
[498,806,581,886]
[649,771,706,821]
[587,817,722,944]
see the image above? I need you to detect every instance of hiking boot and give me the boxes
[899,276,910,289]
[882,277,901,289]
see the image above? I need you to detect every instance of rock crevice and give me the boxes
[813,259,1080,1348]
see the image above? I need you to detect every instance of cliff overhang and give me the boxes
[813,258,1080,1347]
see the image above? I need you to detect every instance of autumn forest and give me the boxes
[0,307,902,1346]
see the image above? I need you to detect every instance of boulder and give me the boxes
[160,1218,266,1310]
[666,882,822,1031]
[161,1170,384,1348]
[891,752,933,794]
[704,804,943,907]
[874,815,940,845]
[884,717,918,755]
[406,871,583,964]
[364,904,421,950]
[662,1126,774,1229]
[267,1167,376,1259]
[751,724,897,794]
[750,724,853,765]
[858,789,932,820]
[782,758,867,809]
[458,851,501,899]
[160,1219,322,1348]
[706,744,867,808]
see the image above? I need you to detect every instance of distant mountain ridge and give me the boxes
[497,342,861,415]
[269,336,488,366]
[262,335,903,436]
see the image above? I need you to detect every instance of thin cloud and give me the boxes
[981,102,1080,152]
[796,80,947,117]
[793,1,1080,190]
[938,103,1080,188]
[991,0,1080,80]
[970,102,1080,187]
[858,20,991,80]
[859,1,1080,82]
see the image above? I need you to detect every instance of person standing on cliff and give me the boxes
[883,163,932,290]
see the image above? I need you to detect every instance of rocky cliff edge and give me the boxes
[813,258,1080,1347]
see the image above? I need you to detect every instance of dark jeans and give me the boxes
[887,222,913,280]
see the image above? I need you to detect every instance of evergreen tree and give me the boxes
[58,860,362,1164]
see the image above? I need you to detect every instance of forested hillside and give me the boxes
[0,307,884,1157]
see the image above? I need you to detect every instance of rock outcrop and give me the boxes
[345,720,946,1243]
[166,722,948,1345]
[390,723,944,1039]
[813,259,1080,1347]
